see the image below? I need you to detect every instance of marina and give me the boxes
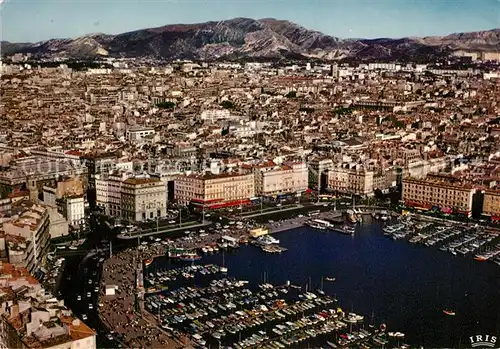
[381,217,500,267]
[134,218,500,348]
[143,258,398,349]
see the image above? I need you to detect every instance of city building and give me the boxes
[57,195,85,228]
[0,262,96,349]
[482,189,500,221]
[174,172,255,208]
[0,200,51,274]
[125,126,155,142]
[402,175,476,216]
[308,158,333,190]
[253,162,308,197]
[327,164,375,197]
[96,173,167,222]
[82,153,117,207]
[120,177,167,222]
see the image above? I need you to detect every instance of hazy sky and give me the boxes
[1,0,498,43]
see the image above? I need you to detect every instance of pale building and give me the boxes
[327,164,375,196]
[95,172,132,217]
[402,175,475,216]
[174,172,255,207]
[121,177,167,222]
[483,190,500,220]
[96,173,166,222]
[125,126,155,142]
[253,162,308,197]
[58,195,85,227]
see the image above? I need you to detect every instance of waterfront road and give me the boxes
[117,221,212,240]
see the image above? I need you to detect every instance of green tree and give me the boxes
[156,101,176,109]
[220,100,234,109]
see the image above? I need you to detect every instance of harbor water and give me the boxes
[153,222,500,348]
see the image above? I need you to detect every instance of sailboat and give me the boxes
[220,250,228,273]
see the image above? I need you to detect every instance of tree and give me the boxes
[156,101,176,109]
[220,100,234,109]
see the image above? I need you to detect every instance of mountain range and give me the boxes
[1,18,499,61]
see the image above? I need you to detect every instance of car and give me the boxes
[88,304,93,309]
[69,246,77,250]
[77,295,81,301]
[88,279,92,284]
[168,220,176,224]
[82,314,87,320]
[94,287,99,293]
[87,292,91,298]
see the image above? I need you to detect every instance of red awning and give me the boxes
[206,199,251,209]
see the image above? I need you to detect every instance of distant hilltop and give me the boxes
[1,18,499,62]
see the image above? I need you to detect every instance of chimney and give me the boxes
[10,303,19,318]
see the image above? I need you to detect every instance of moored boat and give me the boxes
[443,309,456,316]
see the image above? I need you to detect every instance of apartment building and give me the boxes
[57,195,85,228]
[308,158,333,190]
[0,200,51,274]
[402,175,475,216]
[95,172,131,217]
[482,190,500,220]
[0,262,96,349]
[125,126,155,142]
[174,172,255,207]
[83,153,117,207]
[96,173,166,222]
[253,162,308,197]
[121,177,167,222]
[327,164,375,196]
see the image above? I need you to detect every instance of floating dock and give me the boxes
[261,245,288,254]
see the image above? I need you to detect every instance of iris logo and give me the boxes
[469,335,497,348]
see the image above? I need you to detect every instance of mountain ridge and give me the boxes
[1,18,498,61]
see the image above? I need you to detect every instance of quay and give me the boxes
[268,211,344,233]
[117,221,212,239]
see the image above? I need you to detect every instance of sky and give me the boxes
[1,0,498,43]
